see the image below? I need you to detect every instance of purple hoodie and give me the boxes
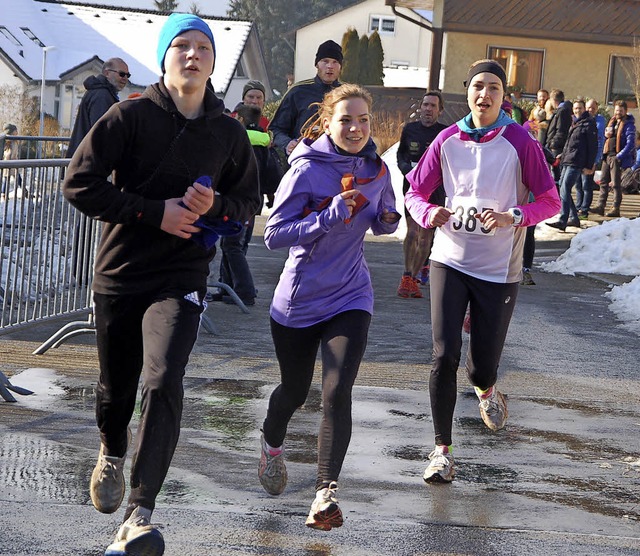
[265,134,399,327]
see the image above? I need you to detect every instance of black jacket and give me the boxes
[545,101,573,154]
[67,74,120,157]
[561,112,598,170]
[269,75,341,151]
[397,120,447,203]
[63,79,261,295]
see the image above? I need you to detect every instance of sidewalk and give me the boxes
[579,186,640,220]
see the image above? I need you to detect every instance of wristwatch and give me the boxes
[508,207,523,227]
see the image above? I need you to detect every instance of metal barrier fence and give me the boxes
[0,158,98,354]
[0,154,246,362]
[1,134,70,160]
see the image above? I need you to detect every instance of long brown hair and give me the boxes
[300,83,373,141]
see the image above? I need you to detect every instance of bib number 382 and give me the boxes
[448,197,497,236]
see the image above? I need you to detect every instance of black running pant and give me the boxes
[429,262,518,446]
[93,289,204,514]
[264,310,371,490]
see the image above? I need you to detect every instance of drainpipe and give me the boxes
[385,0,442,91]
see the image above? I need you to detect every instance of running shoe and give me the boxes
[305,481,343,530]
[520,269,535,286]
[104,506,164,556]
[478,387,509,431]
[416,265,430,285]
[397,274,423,298]
[258,433,287,495]
[423,447,455,483]
[90,429,131,514]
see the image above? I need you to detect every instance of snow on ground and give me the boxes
[541,217,640,277]
[541,218,640,333]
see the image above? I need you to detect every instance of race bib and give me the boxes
[447,196,498,236]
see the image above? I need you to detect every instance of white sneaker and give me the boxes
[305,481,343,530]
[478,387,508,431]
[423,447,455,483]
[104,506,164,556]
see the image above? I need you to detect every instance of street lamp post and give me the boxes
[39,46,56,138]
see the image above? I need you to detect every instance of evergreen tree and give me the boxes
[357,34,369,85]
[340,28,360,84]
[366,31,385,86]
[228,0,360,96]
[189,2,202,16]
[154,0,178,11]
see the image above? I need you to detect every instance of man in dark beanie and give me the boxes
[232,79,270,130]
[242,79,266,100]
[269,39,343,157]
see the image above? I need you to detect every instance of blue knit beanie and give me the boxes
[157,13,216,73]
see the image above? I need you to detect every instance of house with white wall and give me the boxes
[293,0,433,89]
[0,0,270,133]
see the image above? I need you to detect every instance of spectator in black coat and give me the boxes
[545,89,573,184]
[269,40,343,157]
[67,57,130,157]
[546,99,598,231]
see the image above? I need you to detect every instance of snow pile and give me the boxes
[541,218,640,276]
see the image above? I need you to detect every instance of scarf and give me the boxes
[457,109,514,141]
[604,116,627,154]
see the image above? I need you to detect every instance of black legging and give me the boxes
[429,262,518,446]
[523,225,535,269]
[263,310,371,490]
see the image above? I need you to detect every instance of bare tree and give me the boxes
[0,85,26,131]
[154,0,178,12]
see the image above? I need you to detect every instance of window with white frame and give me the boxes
[370,15,396,35]
[487,46,544,96]
[607,55,636,105]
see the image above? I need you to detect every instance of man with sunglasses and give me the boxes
[67,57,131,286]
[67,57,130,157]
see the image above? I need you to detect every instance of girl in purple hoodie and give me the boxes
[257,83,400,530]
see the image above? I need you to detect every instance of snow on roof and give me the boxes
[0,0,251,94]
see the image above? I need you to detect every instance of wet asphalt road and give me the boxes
[0,222,639,556]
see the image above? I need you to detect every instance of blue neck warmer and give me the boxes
[457,109,514,141]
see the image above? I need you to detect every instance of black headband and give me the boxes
[464,61,507,91]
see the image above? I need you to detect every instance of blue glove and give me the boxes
[181,176,243,250]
